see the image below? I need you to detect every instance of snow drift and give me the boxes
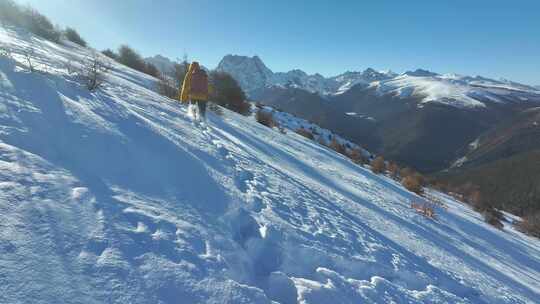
[1,27,540,304]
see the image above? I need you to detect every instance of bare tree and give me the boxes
[23,46,35,72]
[256,109,277,128]
[156,72,177,99]
[80,52,110,91]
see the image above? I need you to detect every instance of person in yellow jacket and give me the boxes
[180,61,212,121]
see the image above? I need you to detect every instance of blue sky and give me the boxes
[15,0,540,85]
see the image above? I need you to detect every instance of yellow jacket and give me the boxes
[180,62,212,102]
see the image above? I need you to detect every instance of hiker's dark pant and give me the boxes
[196,101,207,118]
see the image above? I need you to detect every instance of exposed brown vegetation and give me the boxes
[456,187,505,229]
[295,128,314,140]
[156,73,177,99]
[517,212,540,238]
[400,167,415,179]
[387,162,400,179]
[347,148,367,165]
[402,175,423,194]
[256,110,277,128]
[370,156,386,174]
[411,202,436,219]
[422,193,448,210]
[329,137,347,155]
[482,207,504,229]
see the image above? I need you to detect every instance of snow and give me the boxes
[374,75,487,108]
[258,106,373,158]
[1,26,540,303]
[345,112,376,121]
[371,73,540,109]
[469,138,481,150]
[451,156,468,168]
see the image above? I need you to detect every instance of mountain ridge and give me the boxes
[217,54,540,110]
[216,54,396,96]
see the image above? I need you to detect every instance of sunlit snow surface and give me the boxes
[1,27,539,303]
[371,73,540,109]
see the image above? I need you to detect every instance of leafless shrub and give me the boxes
[517,212,540,238]
[370,156,386,174]
[329,137,347,155]
[400,167,415,179]
[411,201,436,219]
[387,162,400,179]
[347,148,367,165]
[23,46,35,72]
[483,207,504,229]
[296,128,314,140]
[156,72,177,99]
[256,109,276,128]
[398,166,426,189]
[80,52,110,91]
[402,175,423,194]
[431,181,452,194]
[465,189,504,228]
[423,193,448,210]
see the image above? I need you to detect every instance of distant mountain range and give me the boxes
[216,55,540,110]
[215,54,397,96]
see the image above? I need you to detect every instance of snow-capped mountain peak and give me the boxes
[217,55,398,96]
[216,54,274,93]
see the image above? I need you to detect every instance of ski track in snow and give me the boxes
[1,26,540,303]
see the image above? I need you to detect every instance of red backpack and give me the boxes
[190,68,208,97]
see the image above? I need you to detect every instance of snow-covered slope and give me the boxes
[1,27,540,304]
[256,105,373,159]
